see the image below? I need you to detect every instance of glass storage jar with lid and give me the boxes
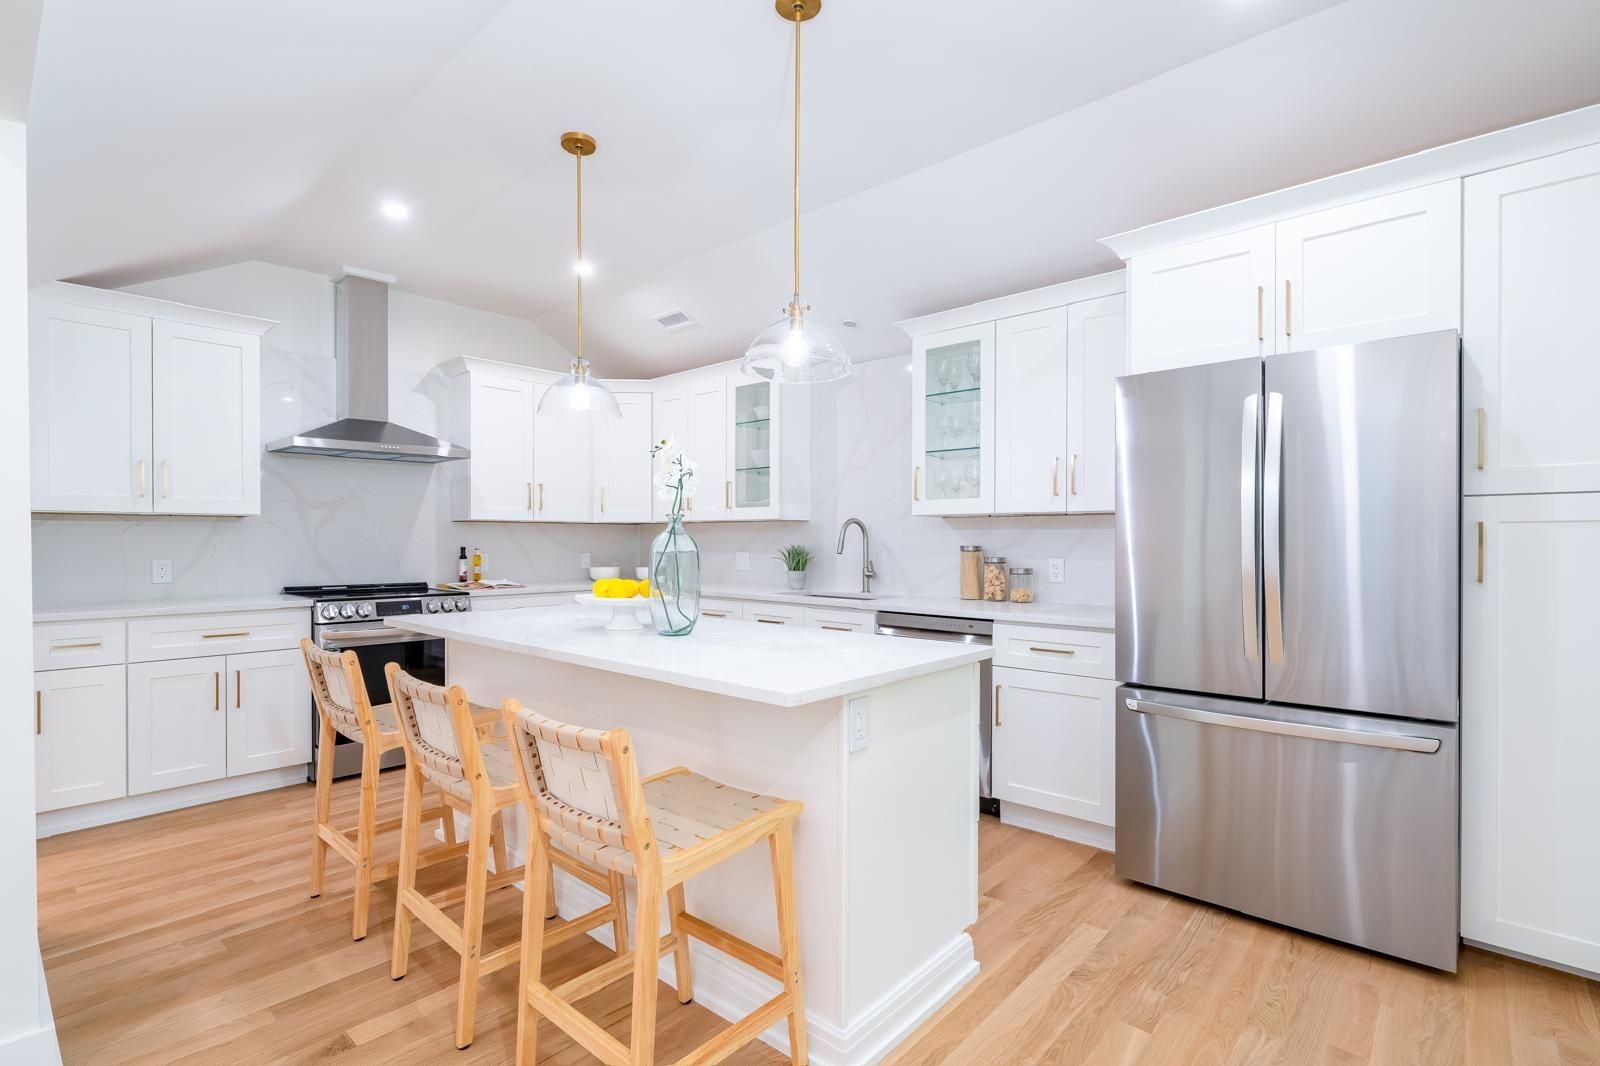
[982,556,1008,601]
[1008,567,1035,603]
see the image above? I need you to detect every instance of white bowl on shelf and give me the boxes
[635,567,650,580]
[574,593,648,632]
[588,566,621,580]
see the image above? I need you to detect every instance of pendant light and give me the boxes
[741,0,851,385]
[538,131,621,418]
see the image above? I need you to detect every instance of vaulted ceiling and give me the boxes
[26,0,1600,376]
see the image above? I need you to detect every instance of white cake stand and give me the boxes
[574,593,648,632]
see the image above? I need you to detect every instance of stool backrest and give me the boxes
[300,639,377,743]
[384,664,483,797]
[502,700,655,875]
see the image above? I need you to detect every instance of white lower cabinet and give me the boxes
[1462,493,1600,974]
[128,655,230,795]
[992,666,1115,827]
[227,649,312,776]
[697,598,743,621]
[745,602,804,627]
[802,606,874,633]
[34,665,127,813]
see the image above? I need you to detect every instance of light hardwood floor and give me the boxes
[38,777,1600,1065]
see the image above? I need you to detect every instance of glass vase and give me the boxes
[649,515,701,636]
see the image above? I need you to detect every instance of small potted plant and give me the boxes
[777,544,812,590]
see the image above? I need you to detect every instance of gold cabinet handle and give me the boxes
[235,670,242,709]
[1029,646,1076,655]
[913,466,921,502]
[994,684,1002,727]
[538,483,545,512]
[527,482,533,511]
[54,640,102,650]
[1476,408,1486,472]
[138,458,147,498]
[35,691,42,736]
[213,672,220,711]
[1477,521,1485,584]
[1284,279,1292,338]
[1070,454,1079,496]
[600,486,606,514]
[820,625,852,632]
[702,610,729,618]
[725,480,732,510]
[1257,285,1264,342]
[1051,457,1060,496]
[160,460,169,499]
[202,631,250,640]
[755,617,785,625]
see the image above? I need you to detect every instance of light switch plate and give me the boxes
[151,559,173,584]
[579,552,592,570]
[735,551,751,571]
[848,695,870,752]
[1048,558,1065,583]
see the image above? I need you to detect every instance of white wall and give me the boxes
[30,261,642,604]
[686,355,1115,605]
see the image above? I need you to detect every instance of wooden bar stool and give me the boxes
[385,666,630,1051]
[300,640,464,940]
[503,699,808,1066]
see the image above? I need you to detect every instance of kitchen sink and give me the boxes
[801,591,878,600]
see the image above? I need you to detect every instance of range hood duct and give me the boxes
[267,271,469,463]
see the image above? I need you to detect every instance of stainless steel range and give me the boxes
[283,582,471,779]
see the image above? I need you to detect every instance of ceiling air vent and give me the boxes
[654,309,697,332]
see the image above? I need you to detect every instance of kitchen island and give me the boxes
[390,605,988,1066]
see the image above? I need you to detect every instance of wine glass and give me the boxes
[966,350,980,387]
[963,459,980,495]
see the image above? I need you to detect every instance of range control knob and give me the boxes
[425,598,442,613]
[456,598,471,613]
[319,603,339,621]
[356,602,375,619]
[447,598,464,611]
[338,603,357,619]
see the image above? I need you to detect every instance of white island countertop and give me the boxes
[391,604,991,707]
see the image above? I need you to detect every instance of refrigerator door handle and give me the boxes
[1123,697,1442,753]
[1240,394,1260,662]
[1262,391,1285,663]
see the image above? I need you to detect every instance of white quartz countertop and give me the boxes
[34,594,310,623]
[390,604,992,707]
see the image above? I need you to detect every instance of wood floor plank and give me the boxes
[37,790,1600,1065]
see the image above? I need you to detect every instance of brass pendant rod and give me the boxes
[791,5,802,304]
[575,149,584,366]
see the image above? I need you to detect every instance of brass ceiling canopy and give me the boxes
[775,0,821,21]
[559,131,597,157]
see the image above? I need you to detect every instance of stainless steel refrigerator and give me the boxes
[1113,330,1461,972]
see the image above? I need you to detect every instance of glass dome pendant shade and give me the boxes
[538,131,621,419]
[741,0,851,385]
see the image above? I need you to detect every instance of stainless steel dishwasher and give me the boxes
[874,612,996,816]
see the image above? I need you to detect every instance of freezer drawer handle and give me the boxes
[1124,697,1441,753]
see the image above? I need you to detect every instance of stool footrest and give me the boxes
[551,932,680,1004]
[543,904,617,949]
[675,912,784,980]
[672,990,794,1066]
[526,979,630,1066]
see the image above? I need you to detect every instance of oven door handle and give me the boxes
[318,626,425,648]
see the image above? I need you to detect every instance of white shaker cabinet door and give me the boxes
[29,300,153,513]
[651,386,686,523]
[226,649,312,777]
[992,667,1115,827]
[127,656,229,795]
[151,319,260,515]
[532,384,594,523]
[34,665,127,813]
[595,391,654,523]
[1274,180,1461,352]
[1065,292,1126,514]
[1127,225,1275,373]
[684,373,728,521]
[1462,493,1600,974]
[994,308,1068,515]
[464,370,536,520]
[1464,144,1600,495]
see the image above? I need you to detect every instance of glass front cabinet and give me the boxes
[730,378,775,516]
[911,322,996,516]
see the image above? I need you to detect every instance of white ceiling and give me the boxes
[26,0,1600,377]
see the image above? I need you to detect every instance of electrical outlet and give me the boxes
[735,551,751,571]
[848,696,870,752]
[151,559,173,584]
[1048,558,1065,583]
[579,552,592,570]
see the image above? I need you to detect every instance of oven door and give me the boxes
[312,624,445,780]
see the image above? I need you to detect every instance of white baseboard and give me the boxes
[35,766,306,838]
[1463,938,1600,982]
[999,802,1116,852]
[550,869,977,1066]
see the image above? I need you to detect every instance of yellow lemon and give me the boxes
[615,579,639,598]
[591,579,607,597]
[638,578,651,598]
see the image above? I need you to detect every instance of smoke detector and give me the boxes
[654,309,697,332]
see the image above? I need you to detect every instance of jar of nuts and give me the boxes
[982,556,1008,601]
[1008,567,1035,603]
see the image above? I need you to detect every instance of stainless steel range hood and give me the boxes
[267,271,469,463]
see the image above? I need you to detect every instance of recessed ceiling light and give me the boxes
[379,200,410,222]
[573,260,595,278]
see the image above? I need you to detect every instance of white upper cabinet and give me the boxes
[532,382,594,524]
[1128,225,1275,373]
[594,391,653,523]
[995,309,1068,515]
[651,385,686,523]
[1461,492,1600,974]
[684,373,728,522]
[29,301,153,513]
[1464,143,1600,496]
[1275,180,1461,351]
[151,319,261,515]
[1065,292,1126,513]
[912,322,996,516]
[449,363,537,521]
[29,284,270,516]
